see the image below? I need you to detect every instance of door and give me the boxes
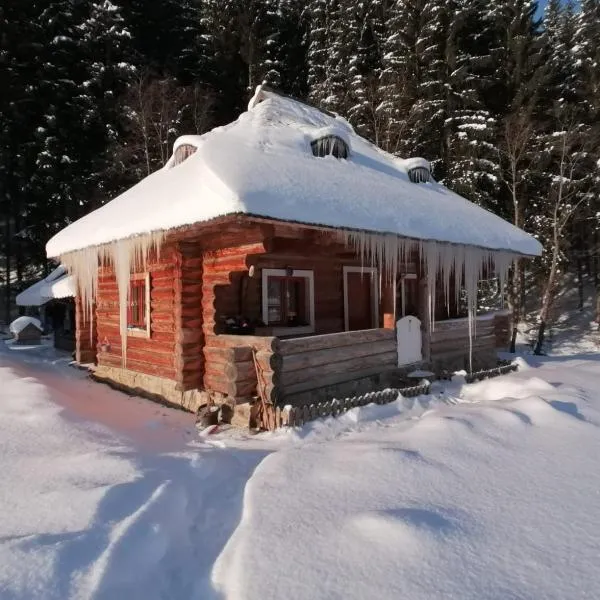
[344,267,378,331]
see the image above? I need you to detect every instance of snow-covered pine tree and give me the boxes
[0,1,47,313]
[120,0,205,84]
[30,1,135,242]
[345,1,383,140]
[571,0,600,313]
[443,0,501,211]
[276,0,309,98]
[307,0,350,114]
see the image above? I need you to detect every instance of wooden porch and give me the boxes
[205,310,510,409]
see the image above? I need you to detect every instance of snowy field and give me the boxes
[1,338,600,599]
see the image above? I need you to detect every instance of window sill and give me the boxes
[127,327,150,339]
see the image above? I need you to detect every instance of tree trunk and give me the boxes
[577,256,584,311]
[533,320,546,356]
[534,230,560,355]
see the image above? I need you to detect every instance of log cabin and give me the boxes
[45,86,542,422]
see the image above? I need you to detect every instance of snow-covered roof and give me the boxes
[9,316,43,335]
[16,266,75,307]
[46,86,542,258]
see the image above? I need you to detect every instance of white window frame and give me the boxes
[261,268,315,336]
[343,266,379,331]
[127,272,151,338]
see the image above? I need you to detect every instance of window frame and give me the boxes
[261,268,315,336]
[127,273,151,338]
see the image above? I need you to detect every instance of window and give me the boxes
[127,274,150,336]
[262,269,315,334]
[172,144,197,166]
[408,166,430,183]
[311,135,349,159]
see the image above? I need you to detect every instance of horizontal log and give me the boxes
[279,329,395,355]
[203,373,257,398]
[98,354,177,380]
[430,334,496,354]
[203,257,251,273]
[150,313,175,325]
[100,347,175,367]
[180,306,203,319]
[177,328,203,345]
[151,322,175,334]
[283,364,399,398]
[223,360,256,382]
[150,290,174,302]
[203,345,253,363]
[205,335,280,352]
[203,241,267,260]
[281,350,398,388]
[181,283,202,295]
[181,355,204,370]
[281,339,396,372]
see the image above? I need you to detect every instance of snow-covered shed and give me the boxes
[46,86,542,419]
[9,316,43,345]
[16,266,76,352]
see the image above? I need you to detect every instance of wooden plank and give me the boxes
[279,329,395,355]
[281,339,397,372]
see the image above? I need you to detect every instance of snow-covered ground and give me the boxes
[2,335,600,599]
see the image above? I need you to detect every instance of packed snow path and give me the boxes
[2,340,600,599]
[0,342,269,599]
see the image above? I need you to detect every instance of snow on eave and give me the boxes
[16,265,75,307]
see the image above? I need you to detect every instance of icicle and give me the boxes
[338,229,519,373]
[60,231,165,366]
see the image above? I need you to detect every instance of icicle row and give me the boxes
[339,231,518,371]
[60,231,165,365]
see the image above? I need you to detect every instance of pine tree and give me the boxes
[121,0,204,84]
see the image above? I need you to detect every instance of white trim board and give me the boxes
[343,266,379,331]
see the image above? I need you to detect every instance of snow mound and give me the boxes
[46,86,542,258]
[9,316,43,334]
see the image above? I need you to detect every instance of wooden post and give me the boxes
[381,275,396,329]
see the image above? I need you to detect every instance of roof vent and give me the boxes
[311,135,349,160]
[403,157,431,183]
[172,144,197,166]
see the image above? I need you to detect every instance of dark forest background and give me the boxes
[1,0,599,347]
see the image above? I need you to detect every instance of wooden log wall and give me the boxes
[429,313,498,367]
[175,242,204,391]
[202,334,279,403]
[96,245,180,380]
[277,329,397,398]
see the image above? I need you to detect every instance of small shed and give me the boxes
[9,317,43,345]
[16,266,76,352]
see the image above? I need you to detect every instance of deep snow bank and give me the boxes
[213,361,600,600]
